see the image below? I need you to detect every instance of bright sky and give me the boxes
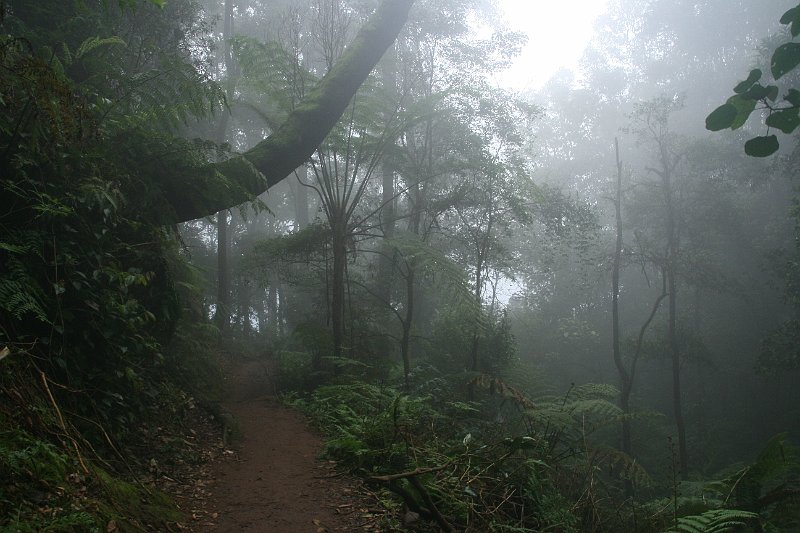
[494,0,610,91]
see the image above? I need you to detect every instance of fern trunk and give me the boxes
[331,220,347,361]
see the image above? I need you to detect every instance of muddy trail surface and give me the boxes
[190,357,385,533]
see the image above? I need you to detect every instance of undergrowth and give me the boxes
[281,353,800,532]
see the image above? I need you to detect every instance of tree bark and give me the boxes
[214,0,235,343]
[377,42,398,303]
[611,139,632,458]
[166,0,416,222]
[331,219,347,360]
[216,210,230,341]
[661,143,689,478]
[292,166,310,231]
[400,261,414,390]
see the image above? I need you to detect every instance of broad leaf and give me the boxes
[705,103,737,131]
[734,69,762,94]
[781,5,800,37]
[742,83,779,101]
[771,42,800,80]
[744,135,779,157]
[766,108,800,133]
[787,88,800,107]
[727,95,757,130]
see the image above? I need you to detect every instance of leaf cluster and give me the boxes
[706,3,800,156]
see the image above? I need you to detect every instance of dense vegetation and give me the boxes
[1,0,800,531]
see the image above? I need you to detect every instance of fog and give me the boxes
[180,0,800,528]
[5,0,800,530]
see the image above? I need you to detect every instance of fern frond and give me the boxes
[590,445,653,487]
[662,508,758,533]
[75,36,126,60]
[570,382,620,401]
[468,374,535,409]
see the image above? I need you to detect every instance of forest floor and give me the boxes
[161,356,390,533]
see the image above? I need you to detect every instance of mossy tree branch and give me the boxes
[167,0,415,222]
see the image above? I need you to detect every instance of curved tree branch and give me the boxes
[168,0,415,222]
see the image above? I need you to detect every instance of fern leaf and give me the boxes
[469,374,536,409]
[75,36,126,60]
[662,509,758,533]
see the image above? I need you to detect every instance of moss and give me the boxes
[92,467,182,532]
[0,428,182,532]
[0,429,102,532]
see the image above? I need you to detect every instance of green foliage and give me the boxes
[744,135,780,157]
[292,382,428,473]
[0,1,228,529]
[661,509,759,533]
[707,2,800,156]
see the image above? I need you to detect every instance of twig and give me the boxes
[409,476,455,533]
[366,462,450,482]
[41,371,89,474]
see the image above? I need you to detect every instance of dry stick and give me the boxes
[65,409,153,493]
[40,371,89,474]
[408,476,455,533]
[369,464,456,532]
[366,462,450,482]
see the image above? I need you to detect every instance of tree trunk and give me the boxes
[268,283,278,335]
[400,262,414,390]
[611,139,633,459]
[216,210,230,342]
[668,268,688,477]
[293,166,310,231]
[377,161,395,302]
[662,146,689,478]
[331,220,347,360]
[377,43,398,303]
[257,290,267,334]
[239,278,251,336]
[214,0,234,345]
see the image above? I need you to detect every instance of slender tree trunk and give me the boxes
[400,263,414,390]
[377,161,395,303]
[694,287,708,448]
[257,290,267,334]
[611,139,633,459]
[267,283,277,334]
[662,146,689,478]
[216,210,230,341]
[214,0,234,345]
[466,252,484,401]
[240,278,251,336]
[668,268,688,476]
[377,43,397,303]
[293,166,310,231]
[331,219,347,360]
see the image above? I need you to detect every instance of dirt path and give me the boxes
[191,357,383,533]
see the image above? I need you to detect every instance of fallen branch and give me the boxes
[368,463,456,532]
[366,462,450,482]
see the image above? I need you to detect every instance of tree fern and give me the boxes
[385,231,483,329]
[590,445,653,487]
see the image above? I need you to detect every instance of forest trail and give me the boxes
[190,357,382,533]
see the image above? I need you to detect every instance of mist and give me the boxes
[3,0,800,531]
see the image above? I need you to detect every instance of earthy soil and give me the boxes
[173,357,389,533]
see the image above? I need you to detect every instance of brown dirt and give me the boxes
[182,357,389,533]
